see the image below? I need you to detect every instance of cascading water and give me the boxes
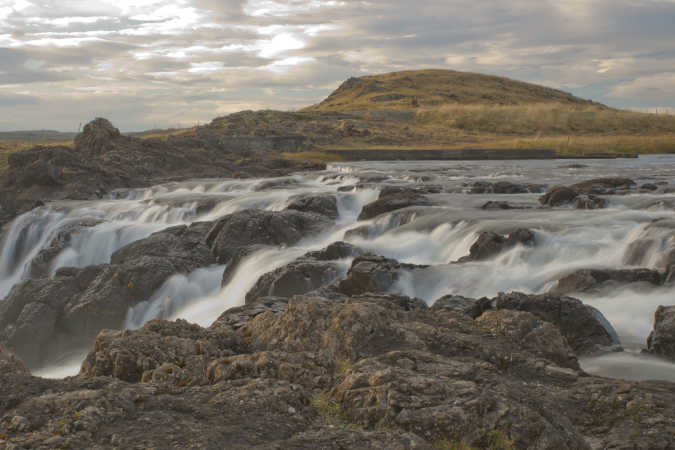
[1,156,675,382]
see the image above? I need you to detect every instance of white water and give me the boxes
[1,156,674,381]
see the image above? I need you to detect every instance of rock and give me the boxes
[431,294,492,318]
[206,209,333,265]
[574,195,607,210]
[336,254,427,296]
[480,200,532,210]
[552,268,664,294]
[570,177,636,194]
[469,181,545,194]
[358,187,431,220]
[640,183,658,191]
[646,305,675,361]
[74,118,122,155]
[212,297,289,331]
[0,224,216,368]
[539,186,579,206]
[458,228,535,262]
[493,292,621,356]
[345,209,421,240]
[304,241,363,261]
[286,194,338,219]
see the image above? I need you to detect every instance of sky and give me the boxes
[0,0,674,131]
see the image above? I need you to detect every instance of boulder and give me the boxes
[570,177,636,194]
[336,254,427,296]
[358,187,431,220]
[646,305,675,361]
[492,292,621,356]
[552,268,664,294]
[206,209,333,264]
[539,186,579,207]
[431,294,492,318]
[286,194,338,219]
[574,194,607,210]
[458,228,535,262]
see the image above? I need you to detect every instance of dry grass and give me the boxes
[0,140,73,173]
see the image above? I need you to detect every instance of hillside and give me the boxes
[303,69,603,112]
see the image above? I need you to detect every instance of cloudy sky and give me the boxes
[0,0,674,131]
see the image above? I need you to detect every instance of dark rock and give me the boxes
[574,194,607,210]
[345,209,421,240]
[304,242,363,261]
[212,297,289,331]
[458,228,535,262]
[358,187,431,220]
[493,291,621,356]
[336,254,427,296]
[0,224,216,368]
[74,118,122,155]
[286,194,338,219]
[641,183,658,191]
[570,177,636,194]
[431,294,492,318]
[646,305,675,361]
[469,181,545,194]
[206,209,333,264]
[552,268,664,294]
[539,186,578,206]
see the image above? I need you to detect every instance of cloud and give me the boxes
[0,0,673,130]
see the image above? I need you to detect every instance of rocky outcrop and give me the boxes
[0,224,215,368]
[458,228,535,262]
[358,187,431,220]
[1,292,673,449]
[206,209,333,265]
[539,178,636,209]
[552,268,664,294]
[74,118,123,155]
[570,177,636,194]
[245,242,362,303]
[336,254,427,296]
[431,294,492,318]
[646,305,675,361]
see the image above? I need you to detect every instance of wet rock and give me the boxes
[458,228,535,262]
[469,181,545,194]
[206,209,333,264]
[358,187,431,220]
[539,186,579,206]
[570,177,636,195]
[646,305,675,361]
[0,224,216,368]
[552,268,664,294]
[574,194,607,210]
[640,183,658,191]
[304,242,363,261]
[493,292,621,356]
[345,209,421,240]
[286,194,338,219]
[480,200,532,210]
[336,254,427,296]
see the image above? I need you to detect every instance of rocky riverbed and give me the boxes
[1,133,675,448]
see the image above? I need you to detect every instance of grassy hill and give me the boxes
[303,69,602,112]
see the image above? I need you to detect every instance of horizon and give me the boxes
[1,0,675,132]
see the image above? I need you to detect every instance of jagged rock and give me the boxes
[0,223,215,368]
[458,228,535,262]
[552,268,664,294]
[492,292,620,356]
[206,209,333,265]
[345,209,421,240]
[74,118,122,155]
[212,297,289,331]
[336,254,427,296]
[246,242,362,303]
[358,187,431,220]
[286,194,338,219]
[646,305,675,361]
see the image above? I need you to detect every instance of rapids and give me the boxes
[1,156,674,380]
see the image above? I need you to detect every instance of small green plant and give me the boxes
[334,357,354,377]
[484,429,515,450]
[311,392,352,427]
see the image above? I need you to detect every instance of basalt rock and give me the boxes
[335,254,427,296]
[539,186,579,207]
[0,223,215,368]
[358,187,431,220]
[552,268,664,294]
[206,209,333,265]
[74,118,123,155]
[431,294,492,318]
[646,305,675,361]
[458,228,535,262]
[286,194,339,219]
[570,177,636,195]
[468,181,545,194]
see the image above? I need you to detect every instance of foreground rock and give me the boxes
[552,268,664,294]
[358,186,431,220]
[1,293,673,448]
[646,305,675,361]
[458,228,535,262]
[0,224,215,368]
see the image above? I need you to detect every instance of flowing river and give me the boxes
[1,156,674,380]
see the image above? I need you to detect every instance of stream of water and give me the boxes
[3,156,675,380]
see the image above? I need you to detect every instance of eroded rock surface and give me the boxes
[358,187,431,220]
[646,305,675,361]
[458,228,535,262]
[552,268,664,294]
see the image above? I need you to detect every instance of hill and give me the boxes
[303,69,603,112]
